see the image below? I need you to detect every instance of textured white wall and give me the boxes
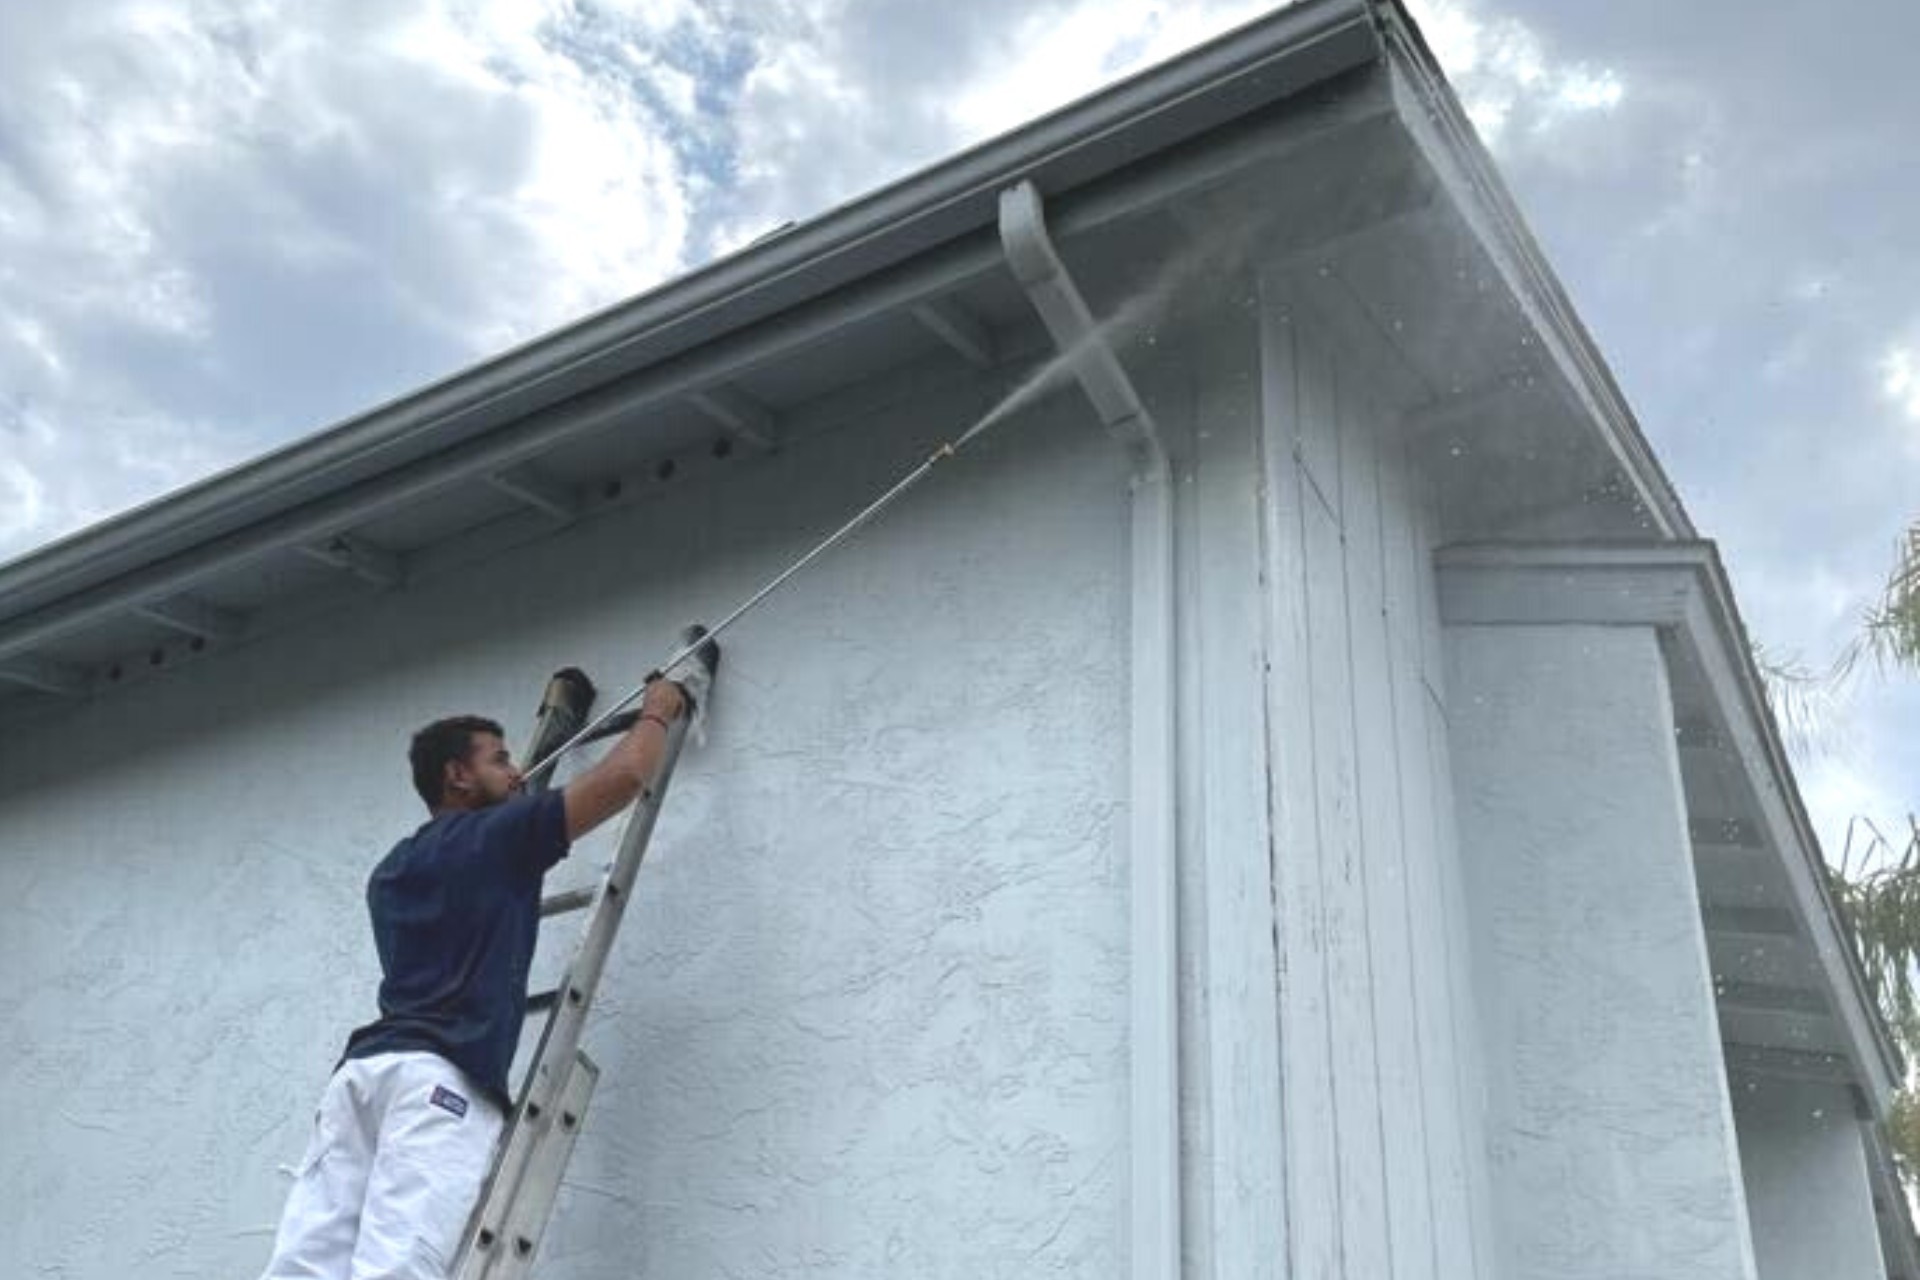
[1733,1076,1886,1280]
[0,289,1495,1280]
[0,373,1134,1278]
[1446,624,1758,1280]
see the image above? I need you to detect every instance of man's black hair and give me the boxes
[409,715,506,809]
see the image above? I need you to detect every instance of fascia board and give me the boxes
[0,0,1379,625]
[1436,542,1903,1115]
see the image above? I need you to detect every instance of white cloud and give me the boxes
[947,0,1271,143]
[1884,342,1920,424]
[1803,757,1897,866]
[1555,67,1624,113]
[2,10,228,341]
[370,0,698,348]
[9,315,64,381]
[0,458,45,547]
[0,0,721,560]
[713,0,1274,261]
[0,389,230,563]
[1789,271,1838,304]
[1407,0,1627,150]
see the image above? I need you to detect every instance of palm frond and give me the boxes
[1752,640,1846,759]
[1892,1090,1920,1184]
[1833,823,1920,1188]
[1858,524,1920,675]
[1822,521,1920,1185]
[1830,816,1920,1036]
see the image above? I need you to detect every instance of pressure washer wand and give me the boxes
[518,439,962,786]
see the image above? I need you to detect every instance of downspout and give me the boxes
[998,180,1178,1280]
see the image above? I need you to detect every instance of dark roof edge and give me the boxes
[0,0,1378,619]
[1690,539,1905,1094]
[1368,0,1697,541]
[1863,1118,1920,1277]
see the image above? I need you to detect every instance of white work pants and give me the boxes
[258,1051,506,1280]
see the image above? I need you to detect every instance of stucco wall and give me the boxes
[1446,623,1758,1280]
[1733,1076,1886,1280]
[0,371,1134,1278]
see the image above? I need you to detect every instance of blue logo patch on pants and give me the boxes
[430,1084,470,1118]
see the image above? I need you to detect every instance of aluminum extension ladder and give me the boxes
[452,626,717,1279]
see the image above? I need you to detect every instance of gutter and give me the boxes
[998,180,1179,1280]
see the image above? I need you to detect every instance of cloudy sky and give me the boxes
[1,0,1916,855]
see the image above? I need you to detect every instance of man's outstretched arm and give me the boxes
[562,679,688,841]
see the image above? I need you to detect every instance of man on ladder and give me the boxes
[256,648,711,1280]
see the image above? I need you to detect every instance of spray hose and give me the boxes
[517,432,982,786]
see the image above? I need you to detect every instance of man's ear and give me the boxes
[443,758,472,798]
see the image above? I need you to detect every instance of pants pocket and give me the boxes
[292,1111,336,1178]
[411,1230,451,1273]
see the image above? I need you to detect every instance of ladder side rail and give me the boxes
[541,709,692,1059]
[455,711,692,1279]
[446,667,595,1277]
[484,1052,600,1280]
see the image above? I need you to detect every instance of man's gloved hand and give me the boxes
[661,637,714,715]
[640,677,688,724]
[637,624,717,746]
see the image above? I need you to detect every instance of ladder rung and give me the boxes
[525,983,587,1017]
[538,887,595,918]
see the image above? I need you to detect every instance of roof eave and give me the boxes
[1367,0,1696,542]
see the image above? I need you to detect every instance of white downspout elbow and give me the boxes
[998,179,1178,1280]
[998,182,1170,481]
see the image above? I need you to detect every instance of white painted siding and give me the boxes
[0,380,1134,1279]
[1175,319,1289,1280]
[1253,284,1489,1280]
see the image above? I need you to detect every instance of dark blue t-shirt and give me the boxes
[341,790,571,1108]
